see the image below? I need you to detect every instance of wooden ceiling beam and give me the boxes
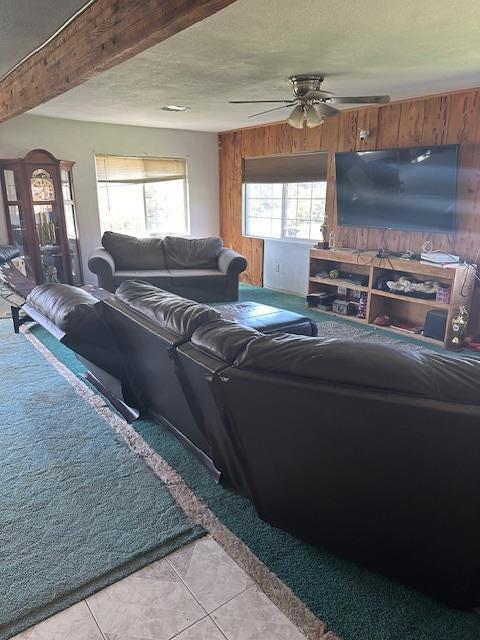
[0,0,239,123]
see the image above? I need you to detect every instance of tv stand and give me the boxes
[308,248,476,348]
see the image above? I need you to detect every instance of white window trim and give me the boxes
[242,182,326,243]
[95,154,191,238]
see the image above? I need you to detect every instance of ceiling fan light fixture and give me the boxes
[306,104,325,128]
[229,74,390,126]
[287,104,305,129]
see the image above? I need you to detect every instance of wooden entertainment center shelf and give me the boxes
[308,248,476,348]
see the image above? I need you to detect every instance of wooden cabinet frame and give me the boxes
[0,149,83,285]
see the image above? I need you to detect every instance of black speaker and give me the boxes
[423,309,448,341]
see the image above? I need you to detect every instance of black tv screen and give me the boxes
[335,144,458,233]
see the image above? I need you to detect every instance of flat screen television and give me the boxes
[335,144,459,233]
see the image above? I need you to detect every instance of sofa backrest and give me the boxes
[25,283,131,390]
[102,231,223,271]
[102,231,167,270]
[190,317,261,364]
[164,236,223,269]
[26,283,98,332]
[232,332,480,404]
[115,280,220,340]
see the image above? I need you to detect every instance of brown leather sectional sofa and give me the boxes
[24,280,480,609]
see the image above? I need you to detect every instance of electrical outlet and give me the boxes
[274,261,280,273]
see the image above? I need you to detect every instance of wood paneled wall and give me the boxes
[219,88,480,286]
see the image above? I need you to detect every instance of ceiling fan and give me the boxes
[229,74,390,128]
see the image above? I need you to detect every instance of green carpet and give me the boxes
[0,320,203,640]
[26,285,480,640]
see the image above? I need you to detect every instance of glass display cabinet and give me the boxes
[0,149,83,285]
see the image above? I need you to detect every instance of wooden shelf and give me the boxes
[308,306,367,323]
[370,289,449,308]
[310,248,458,279]
[307,247,477,349]
[309,276,369,293]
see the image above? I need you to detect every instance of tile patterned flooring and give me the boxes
[13,536,306,640]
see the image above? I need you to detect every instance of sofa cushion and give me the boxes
[191,318,260,364]
[115,280,220,339]
[114,269,172,279]
[234,334,480,403]
[167,268,226,287]
[102,231,167,270]
[168,268,224,277]
[164,236,223,269]
[26,284,97,331]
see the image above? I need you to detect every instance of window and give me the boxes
[244,182,327,241]
[95,155,189,237]
[242,152,328,241]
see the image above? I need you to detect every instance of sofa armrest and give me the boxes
[217,248,248,275]
[88,247,116,291]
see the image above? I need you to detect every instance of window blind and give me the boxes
[95,155,187,184]
[243,152,328,184]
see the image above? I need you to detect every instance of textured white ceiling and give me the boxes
[0,0,90,78]
[29,0,480,132]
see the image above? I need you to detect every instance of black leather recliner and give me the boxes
[175,318,261,497]
[189,325,480,608]
[100,281,223,475]
[23,279,480,608]
[24,283,140,420]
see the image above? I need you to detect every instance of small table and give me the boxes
[216,301,317,336]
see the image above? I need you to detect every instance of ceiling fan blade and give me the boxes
[326,95,390,104]
[303,89,333,99]
[315,102,340,117]
[249,103,296,118]
[229,100,293,104]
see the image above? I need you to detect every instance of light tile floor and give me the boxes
[13,536,306,640]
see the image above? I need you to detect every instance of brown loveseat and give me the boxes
[88,232,247,302]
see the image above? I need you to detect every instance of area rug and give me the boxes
[237,283,441,352]
[26,312,480,640]
[0,320,203,640]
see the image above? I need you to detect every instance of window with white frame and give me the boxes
[95,155,189,237]
[244,181,327,241]
[242,152,328,242]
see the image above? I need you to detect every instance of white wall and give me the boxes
[0,114,219,283]
[263,239,312,296]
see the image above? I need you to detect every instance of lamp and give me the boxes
[306,104,325,128]
[287,105,305,129]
